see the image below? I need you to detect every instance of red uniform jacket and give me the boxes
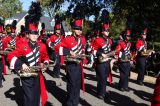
[7,40,49,106]
[115,40,131,62]
[46,34,63,48]
[0,37,7,75]
[8,40,49,69]
[56,35,85,91]
[136,39,147,52]
[151,75,160,106]
[3,36,19,50]
[92,36,112,57]
[79,35,87,64]
[16,37,28,47]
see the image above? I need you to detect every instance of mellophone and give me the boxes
[17,64,55,77]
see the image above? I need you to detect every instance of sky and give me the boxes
[20,0,35,11]
[19,0,94,21]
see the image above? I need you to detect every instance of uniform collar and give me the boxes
[28,41,38,49]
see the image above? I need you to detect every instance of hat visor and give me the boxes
[126,35,131,37]
[72,26,82,30]
[28,30,38,34]
[55,28,61,30]
[102,29,109,32]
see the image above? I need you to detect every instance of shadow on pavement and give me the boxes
[45,79,92,106]
[4,78,23,106]
[134,90,153,102]
[104,91,149,106]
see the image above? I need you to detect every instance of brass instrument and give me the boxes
[0,50,10,55]
[17,64,55,77]
[83,64,92,69]
[120,54,136,62]
[7,43,16,51]
[98,51,116,63]
[64,54,90,64]
[141,49,154,57]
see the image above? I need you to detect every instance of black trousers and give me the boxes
[136,57,146,83]
[53,52,60,78]
[119,62,131,89]
[21,75,40,106]
[95,61,110,96]
[0,60,3,86]
[66,63,81,106]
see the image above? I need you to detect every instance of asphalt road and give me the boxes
[0,67,155,106]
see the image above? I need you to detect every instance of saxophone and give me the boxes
[64,54,90,64]
[7,44,16,51]
[0,50,10,55]
[98,50,117,63]
[17,64,54,77]
[120,54,136,62]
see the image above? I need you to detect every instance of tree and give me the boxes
[113,0,160,41]
[0,0,23,19]
[39,0,65,17]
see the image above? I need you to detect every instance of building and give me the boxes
[5,12,56,34]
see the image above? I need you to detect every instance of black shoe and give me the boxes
[119,88,125,92]
[124,88,130,92]
[0,85,3,88]
[53,75,60,78]
[138,82,144,86]
[97,95,104,100]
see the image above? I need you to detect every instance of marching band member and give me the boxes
[38,23,48,43]
[55,6,85,106]
[115,29,132,92]
[8,2,49,106]
[92,9,112,99]
[0,21,6,88]
[136,24,148,85]
[46,14,63,78]
[3,20,19,51]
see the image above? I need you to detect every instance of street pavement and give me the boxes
[0,67,155,106]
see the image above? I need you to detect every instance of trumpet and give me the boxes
[141,49,154,57]
[17,64,55,77]
[64,54,90,64]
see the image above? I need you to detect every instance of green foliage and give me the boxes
[113,0,160,42]
[39,0,160,44]
[39,0,64,17]
[0,0,23,19]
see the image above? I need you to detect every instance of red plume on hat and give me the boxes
[101,9,110,31]
[125,17,133,37]
[126,29,131,35]
[54,14,61,30]
[25,1,42,34]
[102,24,110,31]
[72,4,84,30]
[0,19,3,33]
[141,20,148,35]
[142,28,147,35]
[0,25,3,33]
